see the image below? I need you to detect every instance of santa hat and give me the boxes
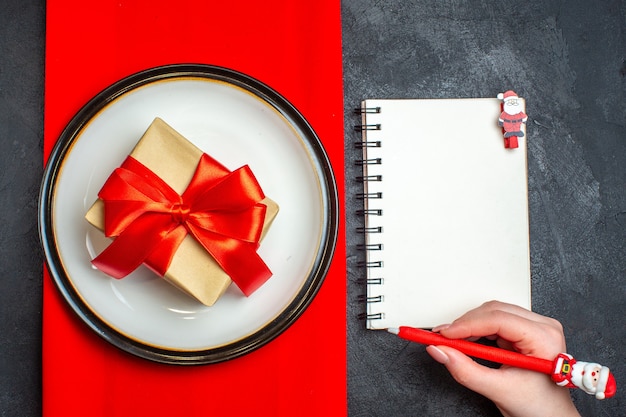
[497,90,519,101]
[594,365,617,400]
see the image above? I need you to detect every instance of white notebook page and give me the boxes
[361,98,531,329]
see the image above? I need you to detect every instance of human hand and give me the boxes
[425,301,581,417]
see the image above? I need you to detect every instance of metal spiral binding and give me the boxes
[355,192,382,199]
[354,140,381,148]
[355,104,385,322]
[354,157,381,166]
[356,243,383,251]
[356,293,385,320]
[357,294,384,304]
[355,208,382,216]
[356,260,383,268]
[354,123,381,132]
[356,226,382,233]
[366,295,383,303]
[355,174,382,182]
[353,106,381,115]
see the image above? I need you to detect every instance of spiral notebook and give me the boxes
[357,97,531,330]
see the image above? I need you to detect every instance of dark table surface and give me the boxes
[2,0,624,416]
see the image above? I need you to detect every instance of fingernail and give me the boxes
[431,324,450,333]
[426,345,449,365]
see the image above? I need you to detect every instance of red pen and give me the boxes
[389,326,616,400]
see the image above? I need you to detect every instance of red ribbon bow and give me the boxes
[92,154,272,296]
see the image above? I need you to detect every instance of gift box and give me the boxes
[85,118,279,306]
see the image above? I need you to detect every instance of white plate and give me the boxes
[39,65,338,364]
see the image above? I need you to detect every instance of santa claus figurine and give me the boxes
[552,352,617,400]
[497,90,528,149]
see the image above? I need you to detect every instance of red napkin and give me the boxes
[43,1,346,416]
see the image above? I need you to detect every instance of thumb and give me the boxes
[426,345,504,398]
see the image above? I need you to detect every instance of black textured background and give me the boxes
[1,0,625,416]
[1,0,45,416]
[343,1,625,416]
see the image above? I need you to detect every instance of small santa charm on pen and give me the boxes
[552,353,615,400]
[497,90,528,149]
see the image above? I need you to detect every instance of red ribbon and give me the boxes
[92,154,272,296]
